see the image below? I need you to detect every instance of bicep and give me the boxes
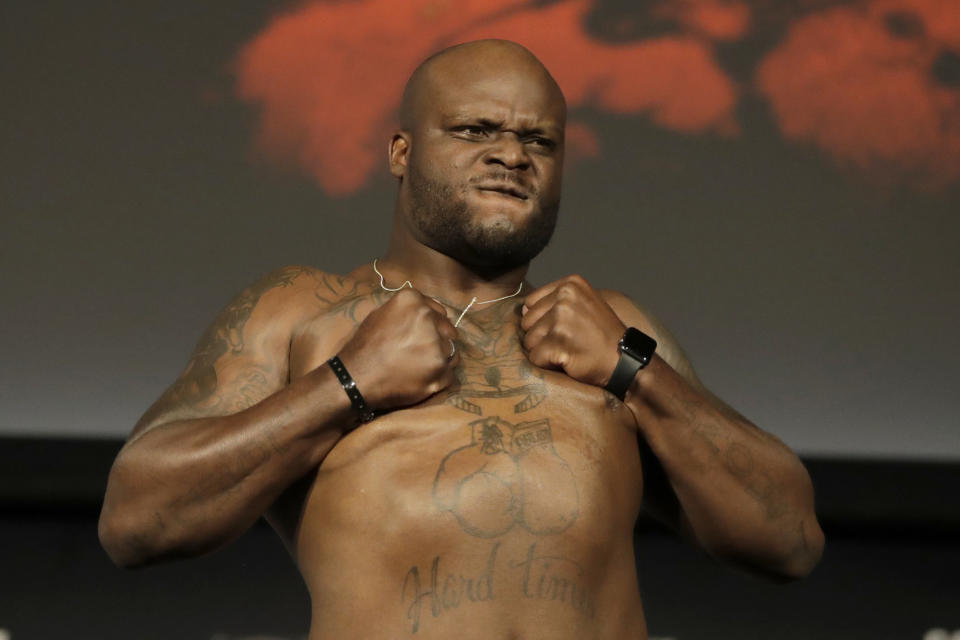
[131,355,280,442]
[129,266,315,442]
[601,289,706,531]
[600,289,700,388]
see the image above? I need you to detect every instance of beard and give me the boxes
[406,163,560,270]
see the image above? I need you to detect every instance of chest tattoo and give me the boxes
[446,303,547,416]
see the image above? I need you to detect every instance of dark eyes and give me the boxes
[527,137,555,149]
[457,125,488,137]
[453,125,555,149]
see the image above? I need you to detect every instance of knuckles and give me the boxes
[549,322,572,343]
[350,289,463,407]
[553,300,575,321]
[555,283,577,301]
[560,274,589,292]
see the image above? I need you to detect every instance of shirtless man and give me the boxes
[99,39,824,639]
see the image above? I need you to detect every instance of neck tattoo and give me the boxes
[372,259,524,328]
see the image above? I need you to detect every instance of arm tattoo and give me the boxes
[723,442,788,521]
[313,272,390,327]
[144,266,310,422]
[683,395,789,521]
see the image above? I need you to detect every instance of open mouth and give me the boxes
[476,184,529,200]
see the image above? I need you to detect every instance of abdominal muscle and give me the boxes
[282,297,649,639]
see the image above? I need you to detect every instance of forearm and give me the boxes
[625,355,824,579]
[99,364,354,567]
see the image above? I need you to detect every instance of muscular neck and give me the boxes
[378,213,530,308]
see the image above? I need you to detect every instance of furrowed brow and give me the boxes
[476,118,505,129]
[447,113,559,138]
[517,126,550,137]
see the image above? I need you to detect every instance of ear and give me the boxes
[389,132,411,178]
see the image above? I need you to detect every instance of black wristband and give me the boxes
[327,356,375,424]
[604,327,657,401]
[605,354,646,401]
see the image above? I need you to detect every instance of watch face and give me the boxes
[621,327,657,360]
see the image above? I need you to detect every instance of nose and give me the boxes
[484,134,531,171]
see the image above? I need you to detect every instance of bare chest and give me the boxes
[288,297,643,559]
[284,299,646,634]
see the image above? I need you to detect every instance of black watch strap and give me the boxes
[604,327,657,401]
[328,355,375,425]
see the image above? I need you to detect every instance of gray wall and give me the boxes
[3,1,958,459]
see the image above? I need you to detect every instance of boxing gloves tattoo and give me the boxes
[433,416,579,538]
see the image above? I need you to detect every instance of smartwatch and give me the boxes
[604,327,657,400]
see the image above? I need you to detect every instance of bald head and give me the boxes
[388,40,566,271]
[399,39,566,132]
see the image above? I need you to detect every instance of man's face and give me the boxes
[401,64,565,270]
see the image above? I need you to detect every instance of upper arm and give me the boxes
[600,289,701,389]
[601,289,772,534]
[128,265,322,444]
[601,290,755,419]
[600,289,710,535]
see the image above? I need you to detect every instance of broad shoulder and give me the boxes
[129,265,359,436]
[239,265,366,322]
[599,289,701,387]
[200,264,373,357]
[242,264,394,344]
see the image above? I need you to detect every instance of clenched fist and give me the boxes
[338,288,460,411]
[520,275,626,388]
